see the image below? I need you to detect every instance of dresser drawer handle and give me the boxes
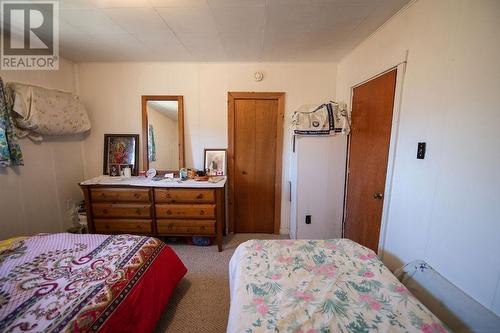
[200,210,205,215]
[134,193,141,198]
[102,209,108,214]
[136,225,142,229]
[135,209,142,215]
[166,210,172,215]
[196,194,203,199]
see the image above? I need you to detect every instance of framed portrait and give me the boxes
[204,149,226,176]
[103,134,139,176]
[109,164,120,177]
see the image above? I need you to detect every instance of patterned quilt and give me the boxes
[227,239,450,333]
[0,233,186,332]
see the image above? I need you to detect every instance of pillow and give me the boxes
[0,236,27,253]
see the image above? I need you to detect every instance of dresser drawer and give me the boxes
[157,220,215,235]
[155,189,215,204]
[155,204,215,219]
[94,219,152,234]
[92,203,152,218]
[91,188,151,202]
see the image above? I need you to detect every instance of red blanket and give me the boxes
[0,233,187,332]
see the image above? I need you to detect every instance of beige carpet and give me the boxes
[154,234,285,333]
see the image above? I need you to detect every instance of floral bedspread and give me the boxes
[0,233,168,332]
[227,239,450,333]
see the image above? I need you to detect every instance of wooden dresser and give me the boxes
[80,176,226,251]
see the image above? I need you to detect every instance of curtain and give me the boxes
[0,78,23,167]
[148,124,156,162]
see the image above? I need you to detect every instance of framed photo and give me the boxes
[103,134,139,176]
[204,149,226,176]
[109,164,120,177]
[120,164,133,172]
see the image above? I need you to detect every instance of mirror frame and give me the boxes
[141,95,185,171]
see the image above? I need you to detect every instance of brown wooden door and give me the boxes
[344,69,397,252]
[228,93,284,233]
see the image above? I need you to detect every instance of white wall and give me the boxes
[77,62,337,234]
[336,0,500,316]
[0,58,85,239]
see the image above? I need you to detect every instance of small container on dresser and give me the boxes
[79,176,226,251]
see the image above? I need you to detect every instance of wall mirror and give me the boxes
[141,95,184,171]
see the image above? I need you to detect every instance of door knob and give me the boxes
[242,171,247,175]
[373,192,384,200]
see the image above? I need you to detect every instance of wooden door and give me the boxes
[344,69,397,252]
[228,92,284,233]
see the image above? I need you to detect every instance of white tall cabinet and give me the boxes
[289,135,347,239]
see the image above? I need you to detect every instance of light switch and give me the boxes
[417,142,426,159]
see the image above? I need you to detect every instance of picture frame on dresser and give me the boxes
[103,134,139,176]
[204,148,226,176]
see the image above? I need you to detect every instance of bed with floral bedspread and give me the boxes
[0,233,186,332]
[227,239,450,333]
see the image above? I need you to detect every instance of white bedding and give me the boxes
[227,239,450,333]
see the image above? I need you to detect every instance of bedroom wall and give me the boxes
[76,62,338,234]
[0,58,85,239]
[336,0,500,316]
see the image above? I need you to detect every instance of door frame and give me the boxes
[343,62,407,256]
[227,92,285,234]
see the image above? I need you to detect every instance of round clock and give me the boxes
[146,168,157,178]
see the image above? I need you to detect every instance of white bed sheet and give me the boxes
[227,239,450,333]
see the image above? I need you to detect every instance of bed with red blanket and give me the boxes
[0,233,187,332]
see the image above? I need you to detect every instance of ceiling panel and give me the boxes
[219,32,263,60]
[59,0,97,9]
[61,8,126,35]
[150,0,208,8]
[86,33,140,51]
[103,7,169,33]
[132,32,193,60]
[156,7,219,34]
[208,0,266,7]
[176,32,226,61]
[261,30,307,61]
[54,0,410,62]
[307,4,375,32]
[268,0,379,5]
[211,5,266,34]
[90,0,151,8]
[59,35,114,62]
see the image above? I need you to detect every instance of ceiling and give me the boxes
[53,0,410,62]
[148,100,179,120]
